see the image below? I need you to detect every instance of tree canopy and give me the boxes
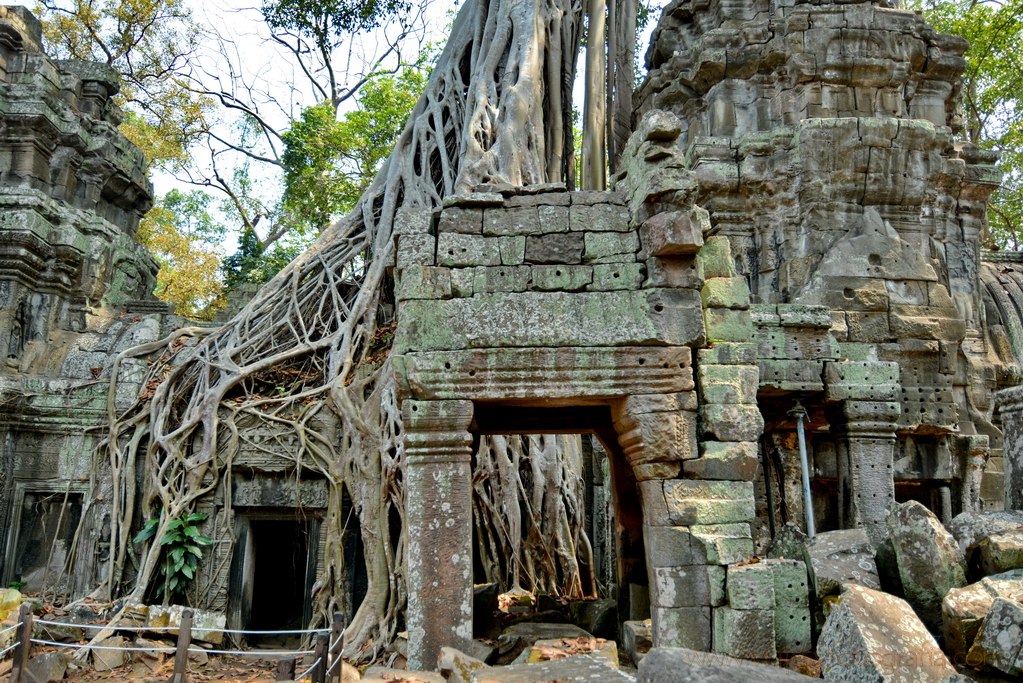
[915,0,1023,249]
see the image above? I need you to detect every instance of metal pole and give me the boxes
[789,403,816,538]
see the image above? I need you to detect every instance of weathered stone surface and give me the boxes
[726,562,775,610]
[696,365,759,405]
[395,289,705,352]
[92,636,128,671]
[26,651,70,682]
[942,569,1023,661]
[767,523,809,561]
[806,529,881,599]
[818,584,957,683]
[713,607,776,660]
[439,646,491,683]
[523,232,584,264]
[638,647,817,682]
[700,404,764,442]
[471,654,635,683]
[683,441,759,481]
[641,480,755,527]
[364,667,446,682]
[516,637,618,669]
[975,529,1023,576]
[966,596,1023,676]
[495,622,592,663]
[622,620,653,665]
[887,500,966,631]
[774,606,812,655]
[701,278,751,311]
[653,565,723,608]
[651,606,711,651]
[948,510,1023,554]
[569,599,618,640]
[639,211,703,256]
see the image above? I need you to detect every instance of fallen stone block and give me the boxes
[472,653,636,682]
[947,510,1023,554]
[92,635,128,671]
[786,654,821,678]
[363,667,445,682]
[569,599,617,640]
[975,528,1023,576]
[622,620,653,665]
[806,529,880,600]
[942,569,1023,660]
[886,500,966,631]
[637,647,817,682]
[966,597,1023,676]
[26,651,70,682]
[515,637,618,669]
[140,603,227,646]
[439,646,490,683]
[493,622,592,664]
[818,584,957,683]
[726,562,775,610]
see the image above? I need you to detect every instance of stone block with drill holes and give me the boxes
[764,559,812,654]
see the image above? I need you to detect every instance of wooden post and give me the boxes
[328,612,345,683]
[170,608,193,683]
[311,633,328,683]
[10,603,33,683]
[275,656,296,681]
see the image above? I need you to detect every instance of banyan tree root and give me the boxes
[76,0,592,659]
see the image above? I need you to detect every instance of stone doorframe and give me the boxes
[395,344,747,668]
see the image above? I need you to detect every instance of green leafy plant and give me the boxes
[7,579,25,591]
[134,512,213,602]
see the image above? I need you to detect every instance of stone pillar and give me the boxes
[826,362,900,545]
[996,385,1023,510]
[402,399,474,670]
[955,434,990,514]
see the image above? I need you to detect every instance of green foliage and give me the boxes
[134,513,213,602]
[262,0,411,40]
[279,68,427,235]
[36,0,213,169]
[137,190,227,320]
[914,0,1023,249]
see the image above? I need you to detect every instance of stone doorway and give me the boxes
[228,513,320,642]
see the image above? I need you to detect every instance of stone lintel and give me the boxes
[395,346,694,402]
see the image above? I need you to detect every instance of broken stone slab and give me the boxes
[493,622,592,664]
[363,667,446,682]
[439,647,490,683]
[805,529,880,600]
[948,511,1023,554]
[569,599,617,639]
[818,584,957,683]
[25,651,70,682]
[966,597,1023,676]
[887,500,967,632]
[92,635,128,671]
[975,528,1023,577]
[942,569,1023,661]
[767,522,809,561]
[622,620,652,665]
[515,637,618,669]
[472,653,635,683]
[637,646,817,682]
[712,606,776,660]
[726,561,776,610]
[142,604,227,646]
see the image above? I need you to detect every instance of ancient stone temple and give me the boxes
[390,0,1022,670]
[1,0,1023,677]
[0,6,170,596]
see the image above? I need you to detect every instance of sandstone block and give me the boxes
[522,232,583,264]
[887,500,966,631]
[470,265,531,293]
[697,236,736,279]
[696,364,758,404]
[966,597,1023,676]
[697,342,758,366]
[443,192,503,207]
[590,263,644,290]
[639,210,703,256]
[481,206,538,236]
[622,620,653,665]
[395,206,435,234]
[584,231,640,262]
[713,607,776,660]
[537,205,569,233]
[806,529,880,599]
[726,562,775,610]
[683,440,759,481]
[497,235,525,264]
[397,266,453,301]
[653,565,723,608]
[764,558,810,608]
[948,510,1023,554]
[690,523,755,565]
[818,584,956,683]
[701,277,751,310]
[700,404,764,442]
[637,647,818,682]
[942,569,1023,661]
[644,480,755,527]
[570,203,631,233]
[438,233,501,267]
[774,607,812,654]
[703,308,755,342]
[439,207,484,234]
[645,256,703,288]
[976,529,1023,576]
[651,606,711,651]
[531,265,592,291]
[396,233,436,269]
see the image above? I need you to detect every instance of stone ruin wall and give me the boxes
[0,0,1021,672]
[0,4,168,597]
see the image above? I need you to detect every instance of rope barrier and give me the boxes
[0,642,18,658]
[294,656,322,681]
[0,622,21,638]
[325,652,343,677]
[186,646,316,657]
[33,618,328,636]
[30,638,177,653]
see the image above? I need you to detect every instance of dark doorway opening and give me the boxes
[248,519,309,634]
[341,486,368,618]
